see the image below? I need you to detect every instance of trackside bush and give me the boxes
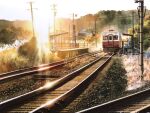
[18,37,38,62]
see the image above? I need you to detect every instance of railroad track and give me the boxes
[0,52,97,83]
[0,61,65,83]
[0,60,65,78]
[77,86,150,113]
[0,52,100,102]
[0,53,113,113]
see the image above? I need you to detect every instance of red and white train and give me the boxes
[102,30,122,51]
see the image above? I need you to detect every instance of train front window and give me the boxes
[103,36,108,40]
[113,35,118,40]
[108,36,112,40]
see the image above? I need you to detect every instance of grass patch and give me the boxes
[0,47,61,74]
[0,49,30,74]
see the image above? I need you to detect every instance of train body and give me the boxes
[102,30,122,51]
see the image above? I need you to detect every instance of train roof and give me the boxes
[102,31,121,36]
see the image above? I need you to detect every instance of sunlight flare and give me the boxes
[32,2,54,64]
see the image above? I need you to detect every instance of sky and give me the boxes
[0,0,150,20]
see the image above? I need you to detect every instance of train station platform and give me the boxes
[56,48,89,58]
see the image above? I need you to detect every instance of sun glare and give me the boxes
[43,81,55,89]
[32,1,54,64]
[34,7,51,43]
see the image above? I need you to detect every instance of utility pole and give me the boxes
[51,4,57,49]
[28,2,35,38]
[72,13,77,48]
[51,4,57,35]
[69,24,71,48]
[135,0,146,81]
[94,17,97,35]
[94,15,98,47]
[132,11,135,54]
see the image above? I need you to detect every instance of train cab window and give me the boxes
[113,35,118,40]
[103,36,108,40]
[108,36,112,40]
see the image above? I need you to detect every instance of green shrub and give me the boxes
[144,38,150,50]
[18,37,38,62]
[0,49,30,73]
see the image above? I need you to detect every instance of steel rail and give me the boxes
[0,53,110,113]
[77,85,150,113]
[0,61,65,83]
[0,52,96,84]
[0,51,93,78]
[0,60,64,78]
[31,53,114,113]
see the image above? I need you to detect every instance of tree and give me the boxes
[0,26,32,44]
[0,28,16,44]
[98,10,116,24]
